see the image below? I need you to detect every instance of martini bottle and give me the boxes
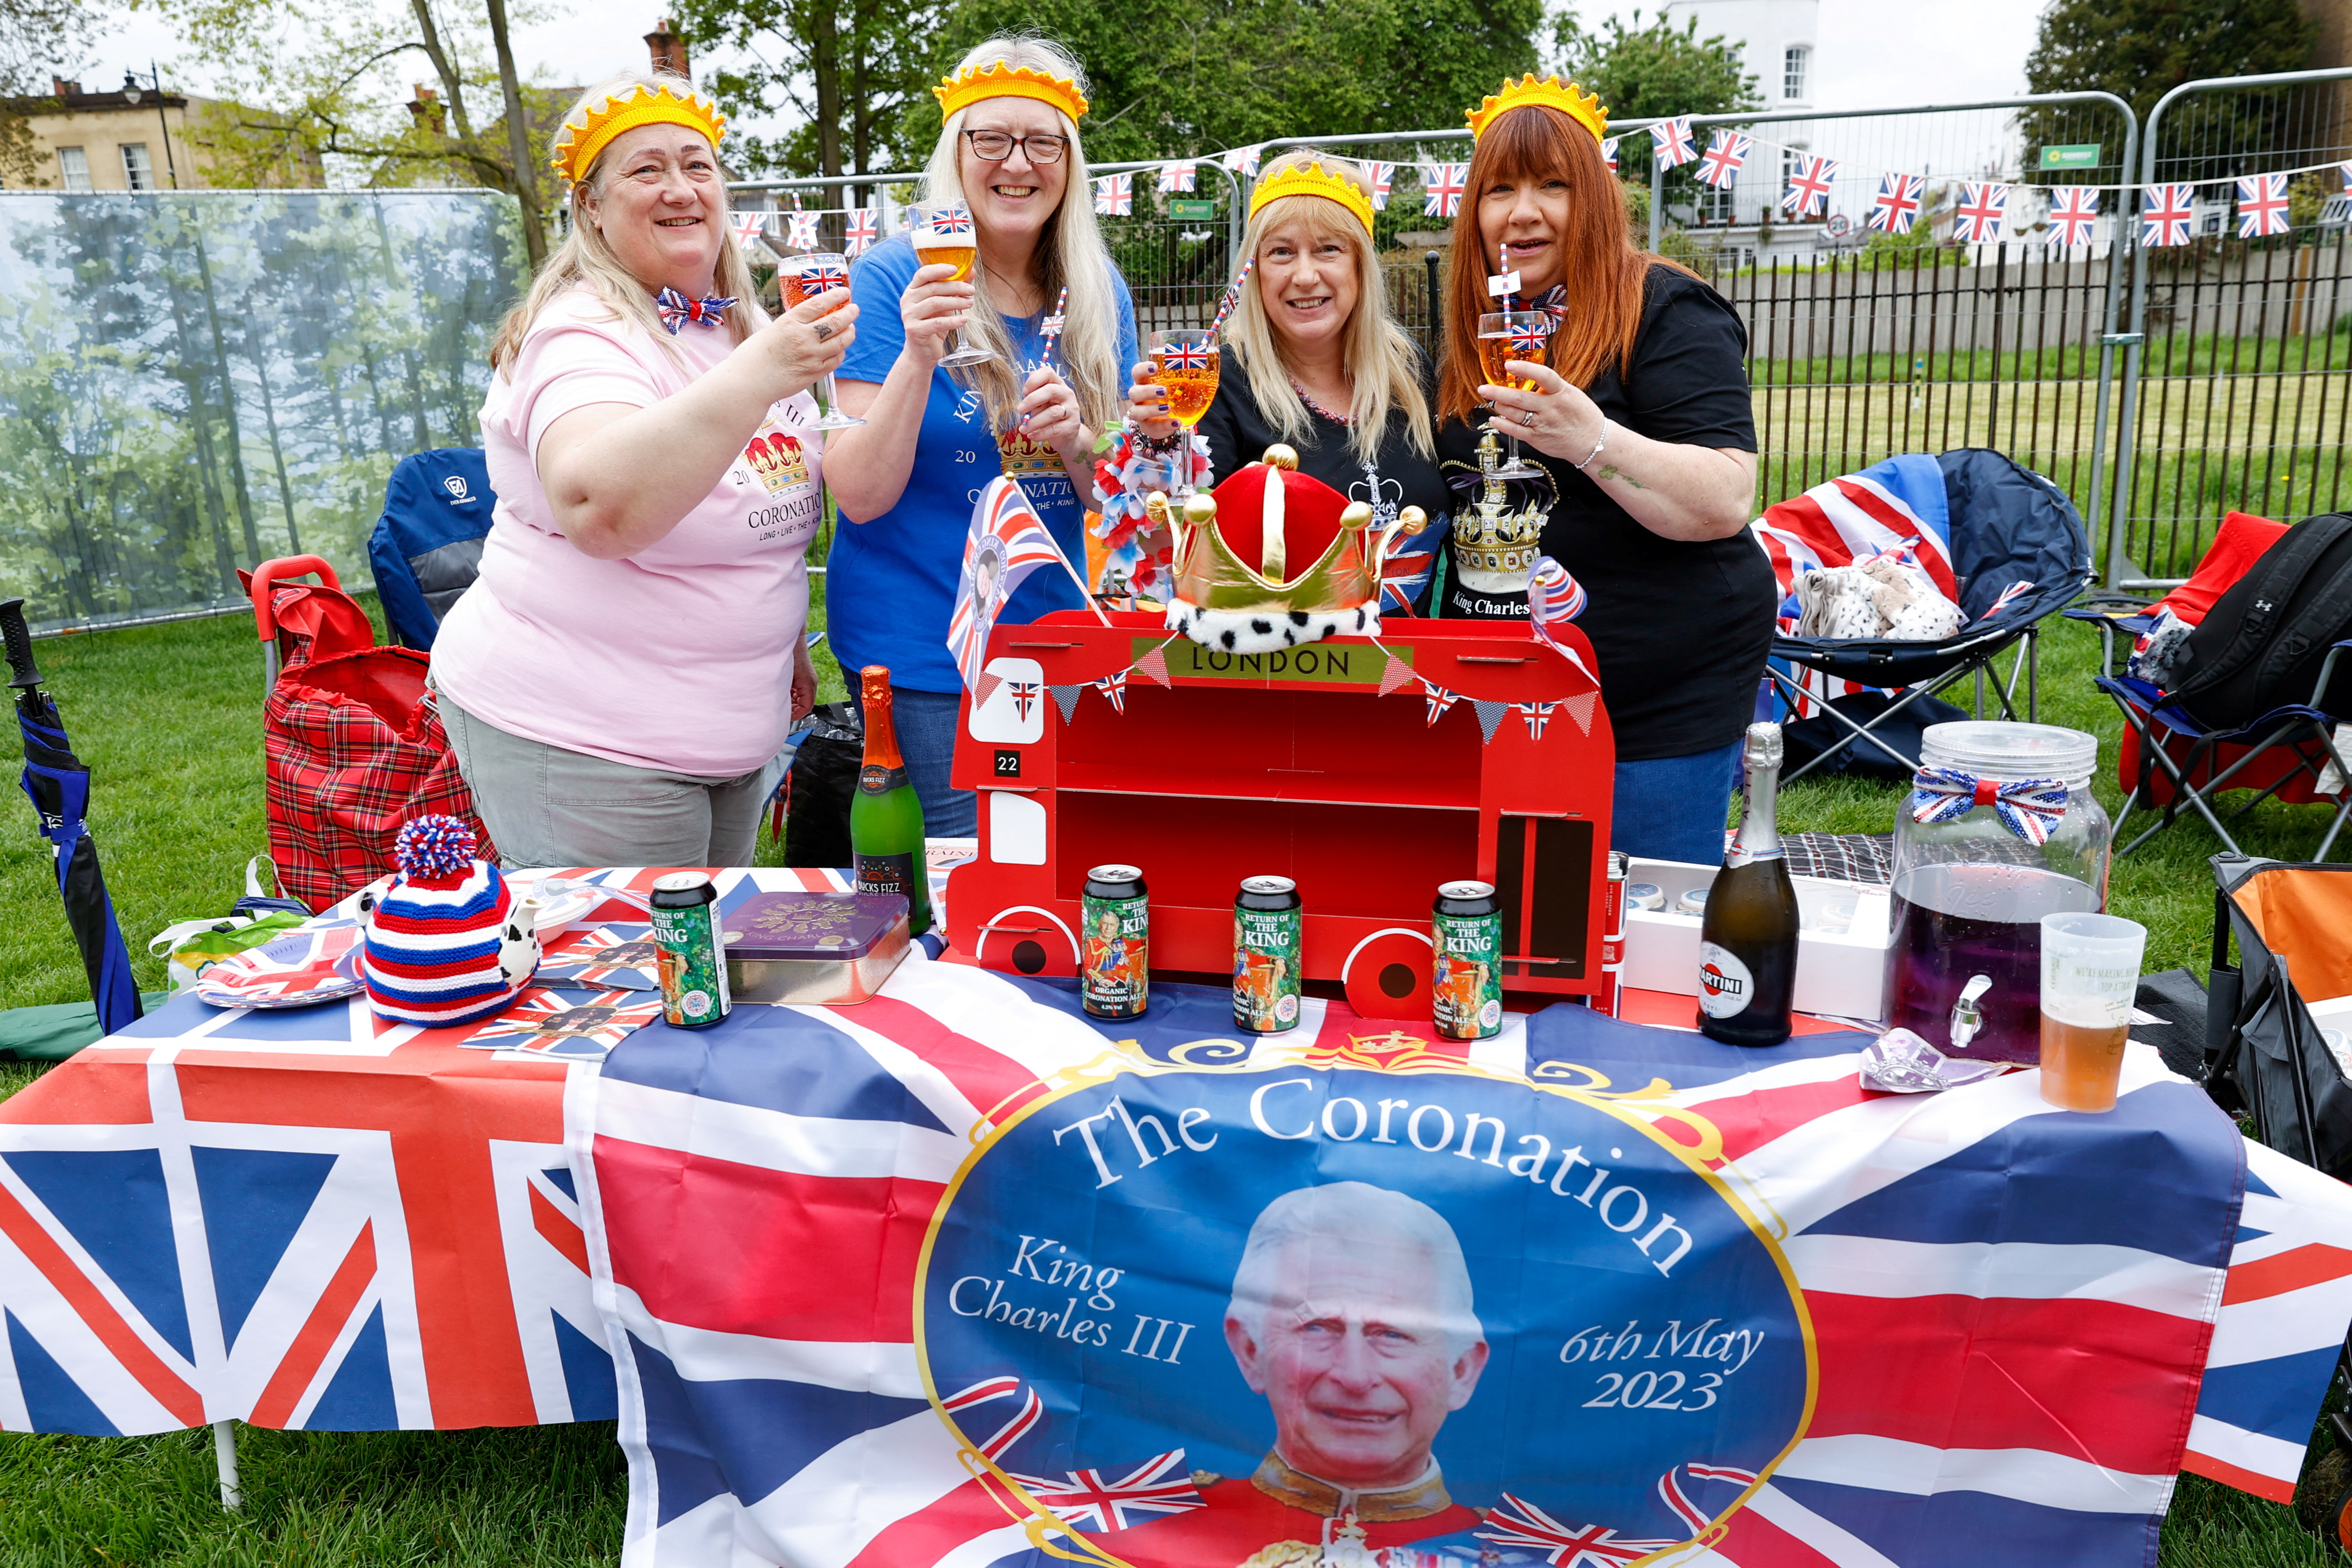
[851,666,932,936]
[1697,722,1798,1045]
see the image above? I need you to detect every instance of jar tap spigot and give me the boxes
[1950,973,1993,1050]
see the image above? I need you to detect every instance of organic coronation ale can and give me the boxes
[1081,864,1150,1019]
[1232,876,1302,1034]
[650,871,731,1029]
[1431,880,1504,1041]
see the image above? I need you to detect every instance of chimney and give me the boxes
[51,76,82,98]
[407,83,446,136]
[645,17,689,79]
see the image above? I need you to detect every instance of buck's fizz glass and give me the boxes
[1147,329,1220,427]
[781,251,864,430]
[913,204,993,368]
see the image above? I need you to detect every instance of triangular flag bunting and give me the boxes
[1051,683,1084,722]
[974,670,1004,711]
[1517,700,1560,739]
[1094,671,1129,713]
[1421,679,1458,726]
[1378,651,1417,696]
[1133,642,1172,687]
[1474,700,1509,743]
[1562,691,1596,735]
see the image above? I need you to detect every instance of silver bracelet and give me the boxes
[1570,421,1608,472]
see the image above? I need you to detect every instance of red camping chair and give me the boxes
[245,556,493,912]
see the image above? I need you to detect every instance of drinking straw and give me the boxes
[1210,256,1257,335]
[1499,242,1513,314]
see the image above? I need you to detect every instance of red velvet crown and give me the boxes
[1206,459,1352,578]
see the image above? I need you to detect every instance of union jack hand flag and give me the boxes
[1693,131,1751,189]
[1092,174,1133,217]
[784,210,821,251]
[2142,183,2198,247]
[1650,115,1696,168]
[844,207,878,254]
[1155,161,1194,194]
[949,477,1079,690]
[1781,154,1837,217]
[1601,137,1620,174]
[927,201,974,237]
[1367,161,1397,210]
[1009,1450,1204,1532]
[1951,181,2008,244]
[2238,172,2292,237]
[1476,1491,1677,1566]
[2046,186,2100,247]
[1869,172,1926,235]
[1422,162,1468,218]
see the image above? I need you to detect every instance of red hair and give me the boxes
[1437,105,1692,426]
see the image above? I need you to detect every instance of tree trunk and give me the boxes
[813,0,843,180]
[482,0,547,269]
[188,222,262,564]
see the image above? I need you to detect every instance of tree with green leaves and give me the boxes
[672,0,939,189]
[1,0,93,186]
[1550,8,1759,123]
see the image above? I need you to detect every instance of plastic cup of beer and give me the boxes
[2037,911,2147,1112]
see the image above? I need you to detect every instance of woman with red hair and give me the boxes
[1437,78,1774,864]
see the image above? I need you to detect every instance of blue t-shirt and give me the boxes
[829,235,1139,692]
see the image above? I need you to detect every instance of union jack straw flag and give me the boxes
[784,210,822,251]
[2238,172,2291,237]
[2046,186,2100,247]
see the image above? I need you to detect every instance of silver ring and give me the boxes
[1520,409,1537,429]
[814,322,836,342]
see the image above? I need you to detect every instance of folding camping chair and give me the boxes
[369,448,494,651]
[1754,449,2094,783]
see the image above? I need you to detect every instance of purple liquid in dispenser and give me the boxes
[1884,862,2099,1064]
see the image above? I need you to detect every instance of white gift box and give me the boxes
[1620,857,1892,1023]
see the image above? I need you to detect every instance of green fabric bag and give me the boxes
[0,993,172,1063]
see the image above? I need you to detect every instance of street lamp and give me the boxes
[119,63,181,190]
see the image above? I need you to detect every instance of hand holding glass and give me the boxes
[781,252,865,431]
[913,204,993,368]
[2037,911,2148,1112]
[1144,329,1220,499]
[1476,310,1550,480]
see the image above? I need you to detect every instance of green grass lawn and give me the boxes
[0,599,2346,1562]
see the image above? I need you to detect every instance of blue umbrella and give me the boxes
[3,598,142,1035]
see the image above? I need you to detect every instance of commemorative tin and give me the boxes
[1081,865,1149,1019]
[650,872,731,1028]
[720,890,912,1005]
[1233,876,1302,1034]
[1432,880,1504,1041]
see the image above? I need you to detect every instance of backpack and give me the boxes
[2171,513,2352,730]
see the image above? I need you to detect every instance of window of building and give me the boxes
[1783,45,1810,101]
[59,146,92,190]
[121,143,154,190]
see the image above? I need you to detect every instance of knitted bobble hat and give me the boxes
[362,815,538,1028]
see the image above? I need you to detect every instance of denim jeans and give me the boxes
[1612,737,1743,865]
[851,685,977,839]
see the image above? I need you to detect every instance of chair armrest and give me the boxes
[2309,641,2352,708]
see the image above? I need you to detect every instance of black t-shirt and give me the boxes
[1435,264,1777,761]
[1198,346,1453,606]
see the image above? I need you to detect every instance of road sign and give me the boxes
[2039,144,2101,170]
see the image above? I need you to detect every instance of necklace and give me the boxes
[1291,379,1352,425]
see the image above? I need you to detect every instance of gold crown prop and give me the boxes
[1248,159,1375,234]
[549,82,727,187]
[1466,74,1608,146]
[933,62,1089,125]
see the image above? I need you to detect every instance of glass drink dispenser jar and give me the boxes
[1883,721,2111,1064]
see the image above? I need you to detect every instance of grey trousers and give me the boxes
[438,692,784,870]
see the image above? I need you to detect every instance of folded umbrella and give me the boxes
[3,598,142,1035]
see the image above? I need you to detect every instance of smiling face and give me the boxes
[581,123,726,297]
[957,99,1073,248]
[1225,1236,1488,1490]
[1255,213,1362,360]
[1476,164,1574,298]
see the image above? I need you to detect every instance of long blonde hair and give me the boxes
[490,70,767,377]
[1225,152,1433,466]
[921,35,1125,431]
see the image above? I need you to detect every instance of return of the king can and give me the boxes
[1081,865,1149,1018]
[1232,876,1302,1033]
[1432,880,1503,1040]
[650,871,730,1028]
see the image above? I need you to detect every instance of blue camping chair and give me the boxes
[1758,449,2095,782]
[370,449,495,651]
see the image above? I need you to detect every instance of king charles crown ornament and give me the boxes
[1466,74,1608,145]
[1453,426,1550,596]
[1156,445,1425,654]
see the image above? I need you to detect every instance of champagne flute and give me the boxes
[1145,328,1219,500]
[1476,309,1553,480]
[780,251,865,431]
[913,202,994,369]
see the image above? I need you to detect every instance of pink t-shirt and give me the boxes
[432,285,824,775]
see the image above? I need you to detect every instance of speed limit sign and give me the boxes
[1825,213,1854,239]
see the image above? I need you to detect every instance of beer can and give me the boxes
[1431,880,1504,1041]
[650,872,731,1029]
[1232,876,1302,1034]
[1593,850,1628,1019]
[1081,865,1150,1019]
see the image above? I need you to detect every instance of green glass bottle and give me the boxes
[850,665,932,936]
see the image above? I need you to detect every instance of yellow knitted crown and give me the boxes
[1248,159,1375,234]
[933,62,1089,125]
[549,82,727,187]
[1466,74,1608,145]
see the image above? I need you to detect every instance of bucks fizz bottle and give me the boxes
[1697,722,1798,1045]
[851,666,933,936]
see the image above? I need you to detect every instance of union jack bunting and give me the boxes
[2342,160,2352,193]
[1093,670,1129,714]
[1476,1490,1676,1566]
[844,207,878,253]
[1093,174,1134,217]
[1516,701,1562,740]
[1422,162,1468,218]
[1781,155,1837,217]
[784,210,821,251]
[2046,186,2100,247]
[1868,172,1926,235]
[1601,137,1620,174]
[1422,677,1460,724]
[949,476,1078,690]
[2142,183,2198,247]
[729,211,768,248]
[1650,115,1696,168]
[1950,181,2008,244]
[1220,144,1262,178]
[1366,161,1397,211]
[1007,1450,1206,1531]
[1155,161,1195,194]
[1007,680,1041,722]
[1693,131,1751,189]
[2238,172,2292,237]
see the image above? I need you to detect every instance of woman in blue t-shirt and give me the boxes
[826,35,1138,838]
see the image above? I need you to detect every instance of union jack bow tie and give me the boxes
[654,286,738,334]
[1908,768,2070,845]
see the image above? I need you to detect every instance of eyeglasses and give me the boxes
[961,129,1070,165]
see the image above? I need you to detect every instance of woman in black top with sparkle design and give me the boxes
[1436,76,1776,864]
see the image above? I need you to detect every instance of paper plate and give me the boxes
[193,926,366,1009]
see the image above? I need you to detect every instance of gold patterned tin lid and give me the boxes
[722,891,904,961]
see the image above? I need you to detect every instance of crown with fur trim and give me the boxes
[1249,159,1374,234]
[1466,74,1608,145]
[934,61,1089,124]
[1159,445,1425,654]
[550,81,727,188]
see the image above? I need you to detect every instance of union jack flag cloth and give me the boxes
[2238,172,2292,237]
[2047,186,2101,247]
[844,207,878,254]
[1868,173,1925,235]
[1155,161,1194,194]
[1950,181,2008,244]
[1694,131,1752,189]
[1423,162,1468,218]
[1651,115,1696,168]
[949,477,1079,691]
[1092,174,1133,217]
[2143,184,2198,247]
[1781,155,1837,217]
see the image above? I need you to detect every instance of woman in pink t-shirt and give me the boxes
[432,72,856,869]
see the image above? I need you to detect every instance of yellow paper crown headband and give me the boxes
[933,61,1089,125]
[1466,74,1608,145]
[1249,159,1375,236]
[550,82,727,188]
